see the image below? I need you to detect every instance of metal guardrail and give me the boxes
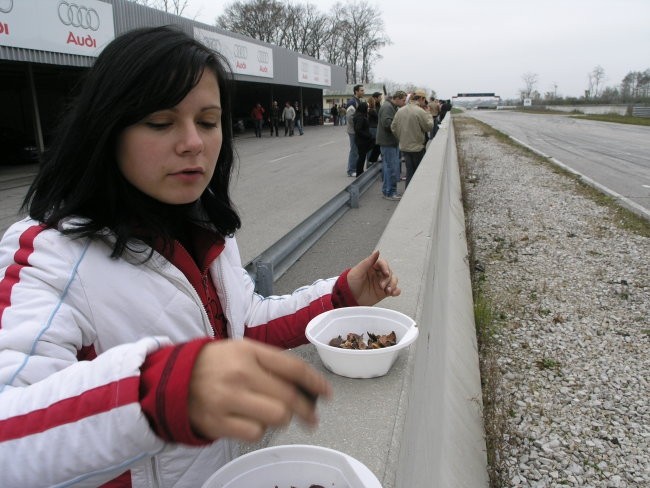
[245,162,382,295]
[632,106,650,118]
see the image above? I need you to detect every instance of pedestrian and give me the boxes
[330,103,338,125]
[294,102,304,135]
[0,26,402,488]
[371,91,383,110]
[390,89,434,188]
[269,100,280,137]
[282,101,295,136]
[338,104,347,125]
[377,90,407,200]
[251,102,265,138]
[353,101,374,177]
[428,97,442,139]
[345,100,357,176]
[367,95,380,165]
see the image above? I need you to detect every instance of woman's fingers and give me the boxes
[188,339,331,441]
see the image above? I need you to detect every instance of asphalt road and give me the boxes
[466,110,650,215]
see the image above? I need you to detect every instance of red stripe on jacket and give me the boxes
[0,224,47,328]
[0,376,139,442]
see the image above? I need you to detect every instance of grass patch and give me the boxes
[455,116,510,488]
[536,357,561,370]
[570,113,650,127]
[506,108,650,127]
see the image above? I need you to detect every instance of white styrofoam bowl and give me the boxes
[201,444,382,488]
[305,306,418,379]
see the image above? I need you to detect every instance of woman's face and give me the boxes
[117,70,223,205]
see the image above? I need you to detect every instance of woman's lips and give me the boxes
[170,167,205,181]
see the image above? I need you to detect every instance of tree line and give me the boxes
[519,67,650,105]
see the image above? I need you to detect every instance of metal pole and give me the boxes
[255,261,274,296]
[26,64,45,154]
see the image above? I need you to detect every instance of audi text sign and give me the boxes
[0,0,115,56]
[298,57,331,87]
[194,27,273,79]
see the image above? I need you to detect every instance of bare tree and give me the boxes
[127,0,190,16]
[217,0,288,44]
[521,72,538,99]
[587,65,605,98]
[332,1,389,83]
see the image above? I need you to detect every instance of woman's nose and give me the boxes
[177,123,204,154]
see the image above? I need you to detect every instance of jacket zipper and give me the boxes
[150,456,160,488]
[155,261,214,338]
[212,262,233,338]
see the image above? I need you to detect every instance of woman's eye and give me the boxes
[145,122,171,130]
[199,121,219,129]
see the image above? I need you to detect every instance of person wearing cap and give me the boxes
[390,89,434,188]
[377,90,407,200]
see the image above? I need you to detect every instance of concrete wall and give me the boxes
[268,120,488,487]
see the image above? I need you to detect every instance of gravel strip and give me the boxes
[455,115,650,488]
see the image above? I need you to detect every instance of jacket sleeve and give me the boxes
[213,237,357,349]
[0,221,167,488]
[242,270,358,348]
[391,114,401,140]
[420,110,434,133]
[380,106,394,132]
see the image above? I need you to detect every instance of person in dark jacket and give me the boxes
[353,101,373,177]
[366,96,380,164]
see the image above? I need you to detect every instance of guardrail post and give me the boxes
[255,261,274,296]
[349,185,360,208]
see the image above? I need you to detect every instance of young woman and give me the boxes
[0,26,400,487]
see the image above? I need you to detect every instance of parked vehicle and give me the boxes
[0,128,39,165]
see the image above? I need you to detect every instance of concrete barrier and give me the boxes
[267,119,488,487]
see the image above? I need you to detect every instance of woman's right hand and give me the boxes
[188,339,331,442]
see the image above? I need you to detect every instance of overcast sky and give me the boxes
[184,0,650,100]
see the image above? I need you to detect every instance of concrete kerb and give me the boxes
[266,121,488,487]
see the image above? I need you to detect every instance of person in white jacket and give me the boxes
[0,26,401,488]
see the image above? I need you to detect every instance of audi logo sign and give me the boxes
[0,0,115,56]
[58,1,100,31]
[0,0,13,14]
[193,27,274,79]
[297,57,331,87]
[233,44,247,59]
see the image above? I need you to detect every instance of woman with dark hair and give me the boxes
[0,26,401,487]
[353,101,373,176]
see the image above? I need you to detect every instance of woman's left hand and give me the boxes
[347,250,401,306]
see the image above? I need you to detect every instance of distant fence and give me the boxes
[632,106,650,118]
[544,104,629,115]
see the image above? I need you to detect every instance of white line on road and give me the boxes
[318,141,338,147]
[643,184,650,189]
[509,136,650,221]
[269,154,296,162]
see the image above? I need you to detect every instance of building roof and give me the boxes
[324,83,387,97]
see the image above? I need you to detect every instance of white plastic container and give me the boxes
[305,306,418,379]
[201,444,382,488]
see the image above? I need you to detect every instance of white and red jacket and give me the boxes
[0,218,355,487]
